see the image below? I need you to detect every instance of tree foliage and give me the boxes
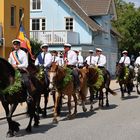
[113,0,140,56]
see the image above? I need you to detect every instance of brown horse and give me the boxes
[0,57,40,137]
[79,66,116,111]
[48,62,77,123]
[116,63,134,98]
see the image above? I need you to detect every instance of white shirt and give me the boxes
[35,52,52,67]
[8,49,28,68]
[94,54,106,67]
[85,55,96,66]
[119,56,130,66]
[135,56,140,65]
[67,50,77,66]
[77,55,84,67]
[52,56,64,66]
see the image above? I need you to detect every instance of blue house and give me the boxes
[30,0,120,76]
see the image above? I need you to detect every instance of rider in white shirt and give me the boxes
[75,50,84,68]
[85,50,95,66]
[35,44,52,68]
[119,50,130,66]
[135,52,140,66]
[63,43,80,92]
[94,48,106,68]
[8,39,28,69]
[8,39,32,95]
[35,44,52,87]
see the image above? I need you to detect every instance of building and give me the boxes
[30,0,120,76]
[0,0,30,59]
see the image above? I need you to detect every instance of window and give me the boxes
[11,6,16,26]
[65,17,73,31]
[19,8,24,22]
[31,0,41,10]
[31,18,46,31]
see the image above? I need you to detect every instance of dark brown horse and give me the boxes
[48,62,77,123]
[0,57,40,137]
[79,66,116,111]
[116,63,134,98]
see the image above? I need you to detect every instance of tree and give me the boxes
[113,0,140,57]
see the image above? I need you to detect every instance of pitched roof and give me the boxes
[74,0,113,16]
[63,0,103,32]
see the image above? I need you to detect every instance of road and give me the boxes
[0,80,140,140]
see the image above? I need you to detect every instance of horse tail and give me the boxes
[107,87,117,96]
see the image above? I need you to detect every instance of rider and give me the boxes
[51,50,64,66]
[63,43,80,92]
[135,52,140,66]
[35,44,52,87]
[119,50,131,80]
[94,48,106,69]
[8,39,32,94]
[75,50,84,68]
[85,50,95,66]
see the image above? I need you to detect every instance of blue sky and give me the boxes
[123,0,140,7]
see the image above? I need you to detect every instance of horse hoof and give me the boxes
[42,113,47,118]
[106,103,109,107]
[52,118,58,124]
[6,131,14,138]
[25,127,32,133]
[83,107,87,112]
[33,122,39,127]
[90,106,93,112]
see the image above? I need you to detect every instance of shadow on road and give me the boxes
[121,95,139,100]
[15,123,57,137]
[100,104,118,110]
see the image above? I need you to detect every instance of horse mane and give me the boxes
[0,58,15,89]
[56,66,65,82]
[87,67,98,85]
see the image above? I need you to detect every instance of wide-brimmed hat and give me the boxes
[12,39,21,45]
[96,48,102,52]
[64,43,71,48]
[40,44,49,49]
[122,50,128,54]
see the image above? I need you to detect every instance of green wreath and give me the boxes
[2,70,22,95]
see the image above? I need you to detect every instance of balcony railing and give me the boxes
[30,30,79,45]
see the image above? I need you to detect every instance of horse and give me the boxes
[134,65,140,94]
[79,66,116,111]
[48,62,77,123]
[116,63,134,98]
[0,57,41,137]
[26,61,50,118]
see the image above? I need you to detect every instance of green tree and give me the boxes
[113,0,140,57]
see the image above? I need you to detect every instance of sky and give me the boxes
[123,0,140,7]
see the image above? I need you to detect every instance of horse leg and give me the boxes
[89,87,94,111]
[99,90,104,107]
[105,89,109,107]
[52,91,61,123]
[71,93,77,118]
[80,90,87,112]
[6,103,19,137]
[120,83,124,98]
[42,92,49,118]
[26,100,37,132]
[67,95,72,119]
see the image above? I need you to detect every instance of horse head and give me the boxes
[116,63,125,78]
[86,66,98,86]
[0,58,15,90]
[48,62,65,90]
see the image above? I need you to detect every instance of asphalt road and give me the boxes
[0,80,140,140]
